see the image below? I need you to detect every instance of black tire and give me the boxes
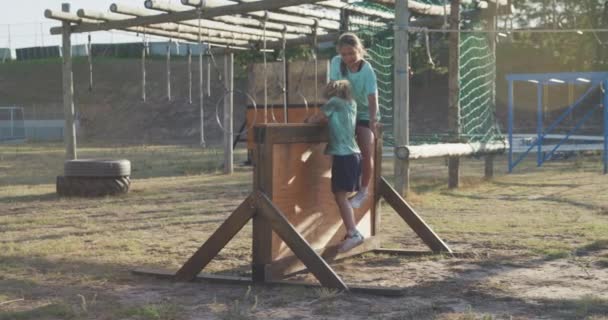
[56,175,130,197]
[64,159,131,177]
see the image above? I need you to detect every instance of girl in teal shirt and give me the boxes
[306,80,365,253]
[329,33,379,209]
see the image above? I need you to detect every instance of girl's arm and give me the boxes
[368,93,379,135]
[304,111,328,124]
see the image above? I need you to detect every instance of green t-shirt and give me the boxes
[321,96,360,156]
[329,55,379,121]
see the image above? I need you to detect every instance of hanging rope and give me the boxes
[312,19,319,109]
[188,44,192,105]
[423,28,435,68]
[87,34,93,92]
[198,6,206,147]
[281,26,288,123]
[141,29,147,102]
[442,0,448,29]
[166,39,172,101]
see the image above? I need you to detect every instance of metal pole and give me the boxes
[224,50,234,174]
[282,28,287,123]
[537,83,543,166]
[508,80,514,173]
[142,37,147,102]
[10,108,14,137]
[61,3,77,160]
[166,40,172,101]
[188,45,193,104]
[603,80,608,174]
[393,0,410,196]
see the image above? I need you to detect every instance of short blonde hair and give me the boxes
[324,80,352,101]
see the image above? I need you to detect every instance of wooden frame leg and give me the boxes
[175,193,256,281]
[255,191,348,291]
[379,177,452,253]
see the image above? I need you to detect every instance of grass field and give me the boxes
[1,143,607,319]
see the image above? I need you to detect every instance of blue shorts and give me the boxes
[331,154,362,193]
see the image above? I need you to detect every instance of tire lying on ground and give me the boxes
[57,159,131,197]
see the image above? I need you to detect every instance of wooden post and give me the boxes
[484,3,497,180]
[61,3,77,160]
[393,0,410,196]
[448,0,460,189]
[223,50,234,174]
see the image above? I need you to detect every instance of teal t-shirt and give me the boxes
[329,55,379,121]
[321,96,360,156]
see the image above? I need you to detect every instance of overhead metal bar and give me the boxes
[48,0,329,35]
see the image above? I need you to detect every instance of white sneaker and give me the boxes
[349,191,368,209]
[337,231,364,253]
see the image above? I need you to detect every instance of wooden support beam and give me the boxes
[255,191,348,290]
[394,141,507,160]
[135,268,404,296]
[49,0,329,35]
[61,4,77,160]
[379,177,452,253]
[175,194,256,281]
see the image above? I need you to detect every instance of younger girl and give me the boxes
[306,80,364,253]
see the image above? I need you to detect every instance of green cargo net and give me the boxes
[346,1,503,147]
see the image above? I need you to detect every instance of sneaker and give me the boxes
[349,190,368,209]
[337,231,364,253]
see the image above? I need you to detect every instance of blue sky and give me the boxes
[0,0,178,50]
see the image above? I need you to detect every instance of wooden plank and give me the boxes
[133,268,404,296]
[175,194,256,281]
[52,0,329,35]
[254,123,329,144]
[255,191,348,290]
[373,248,476,258]
[379,177,452,253]
[268,140,374,263]
[268,236,379,277]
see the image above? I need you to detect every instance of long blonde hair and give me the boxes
[324,80,353,102]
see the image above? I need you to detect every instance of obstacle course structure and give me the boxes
[135,123,451,295]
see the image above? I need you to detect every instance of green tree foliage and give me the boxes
[500,0,608,72]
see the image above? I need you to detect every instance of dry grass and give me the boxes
[1,143,607,319]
